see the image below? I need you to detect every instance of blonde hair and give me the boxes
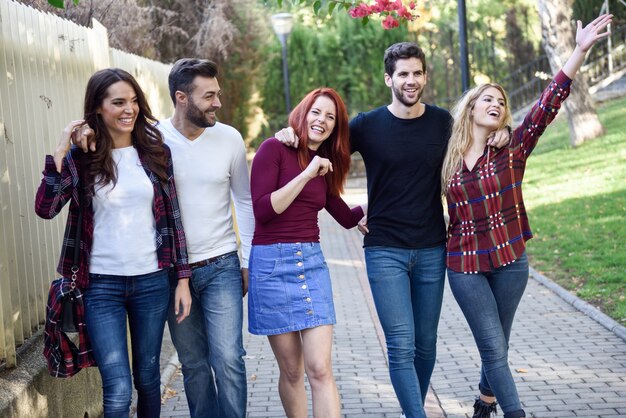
[441,83,512,195]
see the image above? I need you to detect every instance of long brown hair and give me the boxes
[82,68,168,196]
[441,83,512,195]
[288,88,351,196]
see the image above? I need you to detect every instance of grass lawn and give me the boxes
[523,95,626,325]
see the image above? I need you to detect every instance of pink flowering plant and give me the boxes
[269,0,419,30]
[348,0,419,29]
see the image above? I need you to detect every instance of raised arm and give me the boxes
[513,14,612,157]
[54,120,85,172]
[562,14,612,79]
[35,120,85,219]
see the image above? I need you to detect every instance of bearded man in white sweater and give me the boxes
[161,58,253,418]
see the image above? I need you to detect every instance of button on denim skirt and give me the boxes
[248,242,336,335]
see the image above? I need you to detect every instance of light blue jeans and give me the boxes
[447,252,528,418]
[364,245,446,418]
[85,269,169,418]
[167,252,247,418]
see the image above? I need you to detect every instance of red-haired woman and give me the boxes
[249,88,365,418]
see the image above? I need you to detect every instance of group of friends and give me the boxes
[35,13,612,418]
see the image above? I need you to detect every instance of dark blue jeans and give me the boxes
[85,269,169,418]
[364,245,446,418]
[167,252,247,418]
[447,252,529,417]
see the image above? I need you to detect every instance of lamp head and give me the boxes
[271,13,294,37]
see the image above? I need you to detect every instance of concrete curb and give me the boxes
[529,266,626,342]
[0,332,102,418]
[160,352,181,395]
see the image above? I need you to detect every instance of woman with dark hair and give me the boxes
[35,68,192,417]
[440,15,611,418]
[249,87,365,418]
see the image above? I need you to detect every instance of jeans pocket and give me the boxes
[251,254,280,280]
[250,245,290,313]
[252,266,290,313]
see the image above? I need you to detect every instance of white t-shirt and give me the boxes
[89,146,159,275]
[158,119,254,267]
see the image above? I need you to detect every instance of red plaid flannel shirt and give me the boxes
[446,71,572,273]
[35,144,191,289]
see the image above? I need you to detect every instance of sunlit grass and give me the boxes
[523,96,626,325]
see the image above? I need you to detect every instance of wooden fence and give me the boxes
[0,0,173,367]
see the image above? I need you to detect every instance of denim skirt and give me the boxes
[248,242,336,335]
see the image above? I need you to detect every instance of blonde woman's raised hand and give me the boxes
[577,14,612,53]
[563,14,613,79]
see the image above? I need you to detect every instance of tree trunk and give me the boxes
[537,0,605,147]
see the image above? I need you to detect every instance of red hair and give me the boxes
[288,88,351,196]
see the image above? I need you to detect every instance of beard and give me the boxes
[186,99,216,128]
[391,83,423,108]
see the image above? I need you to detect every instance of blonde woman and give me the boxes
[440,14,612,418]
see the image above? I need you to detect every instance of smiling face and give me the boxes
[471,86,506,130]
[385,57,428,108]
[97,81,138,143]
[306,95,337,151]
[185,76,222,128]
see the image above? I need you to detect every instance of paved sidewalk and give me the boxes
[433,277,626,417]
[159,179,626,417]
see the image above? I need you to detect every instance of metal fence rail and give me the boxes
[0,0,172,368]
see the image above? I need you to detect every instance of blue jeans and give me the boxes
[364,245,446,418]
[447,252,529,417]
[85,269,170,418]
[167,252,247,418]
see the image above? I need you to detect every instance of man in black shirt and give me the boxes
[278,42,509,418]
[350,42,449,418]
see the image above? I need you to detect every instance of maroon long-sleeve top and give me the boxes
[251,138,364,245]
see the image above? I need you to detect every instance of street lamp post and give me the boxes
[457,0,470,92]
[271,13,294,114]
